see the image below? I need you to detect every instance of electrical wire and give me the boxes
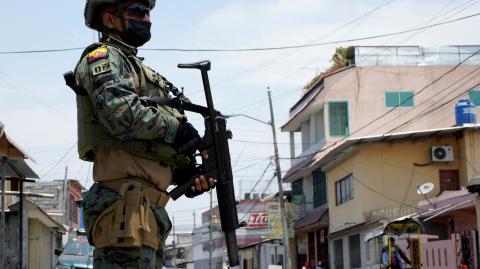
[339,167,420,209]
[40,142,77,180]
[0,12,478,55]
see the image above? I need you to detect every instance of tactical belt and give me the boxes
[101,177,170,208]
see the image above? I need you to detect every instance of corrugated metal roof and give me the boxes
[0,122,36,162]
[294,205,328,231]
[284,125,480,181]
[4,158,39,179]
[0,122,38,179]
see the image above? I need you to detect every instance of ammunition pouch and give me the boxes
[90,179,170,250]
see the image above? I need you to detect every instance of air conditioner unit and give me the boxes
[431,146,454,162]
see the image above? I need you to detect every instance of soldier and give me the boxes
[74,0,215,268]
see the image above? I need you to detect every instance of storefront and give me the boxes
[294,205,328,268]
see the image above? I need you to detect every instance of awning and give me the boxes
[0,122,38,179]
[417,189,476,222]
[364,217,423,242]
[4,158,38,180]
[283,153,316,181]
[294,205,328,231]
[0,122,35,163]
[9,201,65,231]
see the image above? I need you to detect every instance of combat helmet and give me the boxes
[84,0,155,31]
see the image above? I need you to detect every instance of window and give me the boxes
[292,179,304,197]
[334,239,344,269]
[349,234,361,268]
[68,197,78,225]
[329,101,349,136]
[469,90,480,106]
[335,175,353,205]
[385,91,414,108]
[313,169,327,207]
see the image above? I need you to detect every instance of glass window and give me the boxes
[349,234,361,268]
[335,175,354,205]
[292,179,304,197]
[385,92,414,108]
[334,239,344,269]
[469,90,480,106]
[313,169,327,208]
[329,101,349,136]
[399,92,414,107]
[385,92,399,107]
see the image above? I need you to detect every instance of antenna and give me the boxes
[416,183,435,207]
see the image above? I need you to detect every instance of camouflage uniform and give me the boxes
[76,37,182,268]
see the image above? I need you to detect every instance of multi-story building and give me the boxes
[325,126,480,269]
[193,195,286,269]
[164,233,194,269]
[281,45,480,269]
[25,179,85,229]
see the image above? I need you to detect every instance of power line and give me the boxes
[209,0,397,90]
[282,47,480,181]
[40,142,77,180]
[339,167,419,209]
[0,12,478,55]
[144,12,480,52]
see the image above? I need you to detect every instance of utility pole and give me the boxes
[268,89,291,269]
[208,189,213,269]
[63,166,69,226]
[193,211,196,230]
[172,215,176,249]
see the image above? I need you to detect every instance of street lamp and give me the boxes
[224,89,292,269]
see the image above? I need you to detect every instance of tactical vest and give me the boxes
[75,41,183,165]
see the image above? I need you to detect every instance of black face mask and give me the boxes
[120,19,152,48]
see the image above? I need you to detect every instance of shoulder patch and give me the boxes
[87,47,109,63]
[91,61,112,76]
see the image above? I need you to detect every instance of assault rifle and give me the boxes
[152,61,240,267]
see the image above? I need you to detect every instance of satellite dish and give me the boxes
[417,183,434,195]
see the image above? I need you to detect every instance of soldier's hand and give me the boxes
[190,175,216,193]
[174,120,204,154]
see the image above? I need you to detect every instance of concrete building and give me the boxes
[5,201,65,269]
[324,126,480,269]
[281,45,480,269]
[1,121,66,269]
[25,179,85,229]
[164,233,194,269]
[193,197,286,269]
[239,239,284,269]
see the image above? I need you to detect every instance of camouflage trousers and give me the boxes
[80,182,172,269]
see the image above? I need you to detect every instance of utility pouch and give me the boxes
[91,182,159,250]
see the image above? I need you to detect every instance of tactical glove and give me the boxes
[173,120,204,154]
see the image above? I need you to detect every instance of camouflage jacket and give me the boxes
[75,37,181,143]
[74,37,184,163]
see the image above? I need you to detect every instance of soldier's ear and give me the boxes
[101,12,116,29]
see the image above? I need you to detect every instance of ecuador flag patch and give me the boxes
[87,47,109,63]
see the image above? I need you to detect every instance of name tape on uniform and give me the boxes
[92,62,112,76]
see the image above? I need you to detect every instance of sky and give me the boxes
[1,0,480,234]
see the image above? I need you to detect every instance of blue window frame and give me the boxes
[328,101,349,136]
[385,91,414,108]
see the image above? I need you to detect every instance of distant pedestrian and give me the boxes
[316,260,323,269]
[301,261,310,269]
[381,238,411,269]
